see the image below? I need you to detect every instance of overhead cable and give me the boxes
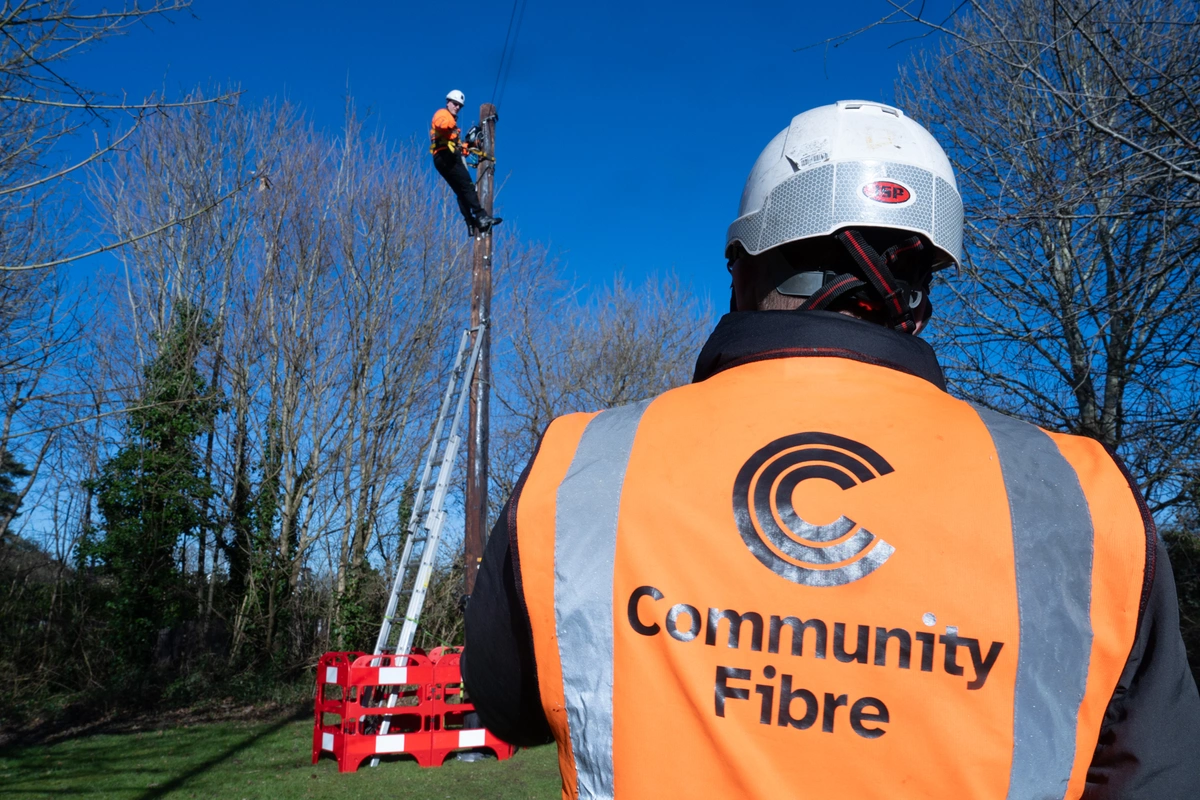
[491,0,528,111]
[490,0,522,106]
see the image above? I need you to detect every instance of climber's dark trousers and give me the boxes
[433,150,485,226]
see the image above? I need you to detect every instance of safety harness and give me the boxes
[431,123,496,167]
[429,115,457,155]
[792,230,934,334]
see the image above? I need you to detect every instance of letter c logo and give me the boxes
[732,432,895,587]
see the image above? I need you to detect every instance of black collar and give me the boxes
[692,310,947,390]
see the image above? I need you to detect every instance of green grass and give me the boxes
[0,715,561,799]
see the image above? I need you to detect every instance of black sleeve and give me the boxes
[1084,537,1200,798]
[461,489,553,747]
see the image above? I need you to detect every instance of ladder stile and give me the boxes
[410,332,469,513]
[395,349,474,654]
[371,329,473,660]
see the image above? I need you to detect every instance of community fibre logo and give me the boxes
[732,432,895,587]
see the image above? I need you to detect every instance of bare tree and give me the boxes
[0,270,76,533]
[822,1,1200,188]
[0,3,225,666]
[0,1,240,273]
[885,0,1200,512]
[91,94,474,663]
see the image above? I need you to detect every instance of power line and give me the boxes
[490,0,522,106]
[494,0,528,112]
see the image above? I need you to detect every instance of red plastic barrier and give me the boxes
[311,650,364,767]
[428,647,516,767]
[312,647,516,772]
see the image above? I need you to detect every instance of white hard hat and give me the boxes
[726,100,963,267]
[446,90,465,105]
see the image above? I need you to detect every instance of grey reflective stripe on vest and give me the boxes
[975,407,1095,799]
[554,399,651,800]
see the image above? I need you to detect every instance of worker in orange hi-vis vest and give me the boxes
[462,101,1200,799]
[431,89,500,234]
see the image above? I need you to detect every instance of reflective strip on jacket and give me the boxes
[430,108,459,155]
[514,355,1149,800]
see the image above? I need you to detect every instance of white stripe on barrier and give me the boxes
[376,734,406,753]
[325,666,338,684]
[322,732,334,751]
[378,666,408,683]
[458,729,486,748]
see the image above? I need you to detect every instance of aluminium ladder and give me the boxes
[374,325,485,658]
[368,325,484,765]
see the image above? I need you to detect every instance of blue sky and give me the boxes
[66,0,946,303]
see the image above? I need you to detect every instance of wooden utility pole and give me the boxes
[464,103,497,598]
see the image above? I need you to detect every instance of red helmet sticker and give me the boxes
[861,180,912,205]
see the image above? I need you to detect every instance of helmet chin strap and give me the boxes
[790,230,932,334]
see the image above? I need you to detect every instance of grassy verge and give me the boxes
[0,713,560,799]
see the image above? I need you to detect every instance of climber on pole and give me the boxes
[431,89,501,234]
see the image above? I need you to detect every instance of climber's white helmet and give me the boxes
[726,100,963,268]
[446,89,466,105]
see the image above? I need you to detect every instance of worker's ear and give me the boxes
[728,257,743,311]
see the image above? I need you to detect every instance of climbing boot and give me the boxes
[476,214,503,232]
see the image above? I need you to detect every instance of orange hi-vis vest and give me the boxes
[514,355,1150,800]
[430,108,460,155]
